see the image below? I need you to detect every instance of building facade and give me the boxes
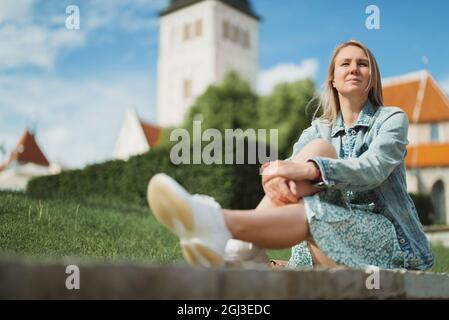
[383,70,449,224]
[114,108,161,160]
[0,129,61,191]
[157,0,260,126]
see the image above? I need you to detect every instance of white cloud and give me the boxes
[85,0,166,32]
[258,59,319,95]
[0,0,86,71]
[0,0,167,71]
[0,74,156,168]
[0,0,34,24]
[0,24,85,70]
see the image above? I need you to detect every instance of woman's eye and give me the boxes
[341,63,349,66]
[359,63,368,67]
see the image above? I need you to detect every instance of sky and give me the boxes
[1,0,449,168]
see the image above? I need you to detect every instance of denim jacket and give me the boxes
[289,101,435,270]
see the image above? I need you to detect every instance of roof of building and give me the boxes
[383,70,449,124]
[0,129,50,172]
[160,0,260,20]
[405,143,449,169]
[139,120,162,148]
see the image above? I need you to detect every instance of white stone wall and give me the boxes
[439,121,449,142]
[113,109,150,160]
[408,122,449,145]
[157,0,259,127]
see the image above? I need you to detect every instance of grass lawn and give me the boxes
[0,191,448,273]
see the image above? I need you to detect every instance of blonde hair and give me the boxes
[317,40,383,123]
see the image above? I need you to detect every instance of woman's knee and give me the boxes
[291,138,337,162]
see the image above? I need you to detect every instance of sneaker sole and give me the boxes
[147,174,225,267]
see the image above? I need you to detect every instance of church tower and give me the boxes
[157,0,260,126]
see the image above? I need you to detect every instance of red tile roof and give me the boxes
[406,143,449,169]
[0,129,49,171]
[383,71,449,168]
[140,120,161,148]
[383,70,449,124]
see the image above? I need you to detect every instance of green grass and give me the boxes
[0,191,448,273]
[0,192,182,264]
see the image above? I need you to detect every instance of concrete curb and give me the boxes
[1,259,448,299]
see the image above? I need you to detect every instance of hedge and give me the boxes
[27,141,266,210]
[409,193,435,226]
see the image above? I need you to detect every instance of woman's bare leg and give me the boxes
[224,200,308,248]
[243,139,339,266]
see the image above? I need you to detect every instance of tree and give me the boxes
[183,71,259,132]
[258,79,320,159]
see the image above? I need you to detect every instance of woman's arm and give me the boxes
[285,124,319,161]
[309,110,409,192]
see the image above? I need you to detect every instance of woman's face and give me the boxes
[332,45,371,98]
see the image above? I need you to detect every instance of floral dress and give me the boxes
[287,125,407,269]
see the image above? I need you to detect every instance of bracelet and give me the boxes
[314,167,322,181]
[308,161,321,181]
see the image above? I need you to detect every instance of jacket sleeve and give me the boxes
[285,124,319,161]
[309,111,409,191]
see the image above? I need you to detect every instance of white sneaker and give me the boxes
[147,173,232,267]
[224,239,270,267]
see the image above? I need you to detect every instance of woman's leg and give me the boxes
[256,138,338,209]
[224,201,308,248]
[236,138,339,266]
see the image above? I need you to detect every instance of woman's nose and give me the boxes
[349,63,359,74]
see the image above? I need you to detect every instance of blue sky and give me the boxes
[1,0,449,168]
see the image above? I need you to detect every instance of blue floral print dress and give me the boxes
[287,123,407,270]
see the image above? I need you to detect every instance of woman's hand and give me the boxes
[261,160,318,186]
[262,176,298,206]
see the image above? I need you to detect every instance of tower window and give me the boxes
[431,124,439,142]
[183,24,191,41]
[223,21,250,49]
[223,20,230,39]
[243,30,250,48]
[184,79,192,99]
[195,20,203,37]
[232,25,239,43]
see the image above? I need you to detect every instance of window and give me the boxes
[183,79,192,99]
[242,30,250,48]
[223,21,250,49]
[183,23,191,41]
[195,20,203,37]
[232,25,239,43]
[223,20,230,39]
[431,124,439,142]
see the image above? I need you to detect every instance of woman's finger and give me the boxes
[288,180,298,197]
[277,181,297,203]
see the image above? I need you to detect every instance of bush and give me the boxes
[409,193,435,226]
[27,142,265,210]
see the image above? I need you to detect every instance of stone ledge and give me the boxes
[1,258,448,299]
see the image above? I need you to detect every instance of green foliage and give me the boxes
[409,193,435,226]
[27,143,264,210]
[258,79,320,159]
[2,192,449,274]
[431,244,449,273]
[184,71,259,132]
[0,192,181,263]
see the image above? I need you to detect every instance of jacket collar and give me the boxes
[331,100,377,137]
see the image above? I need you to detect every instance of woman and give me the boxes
[147,40,434,270]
